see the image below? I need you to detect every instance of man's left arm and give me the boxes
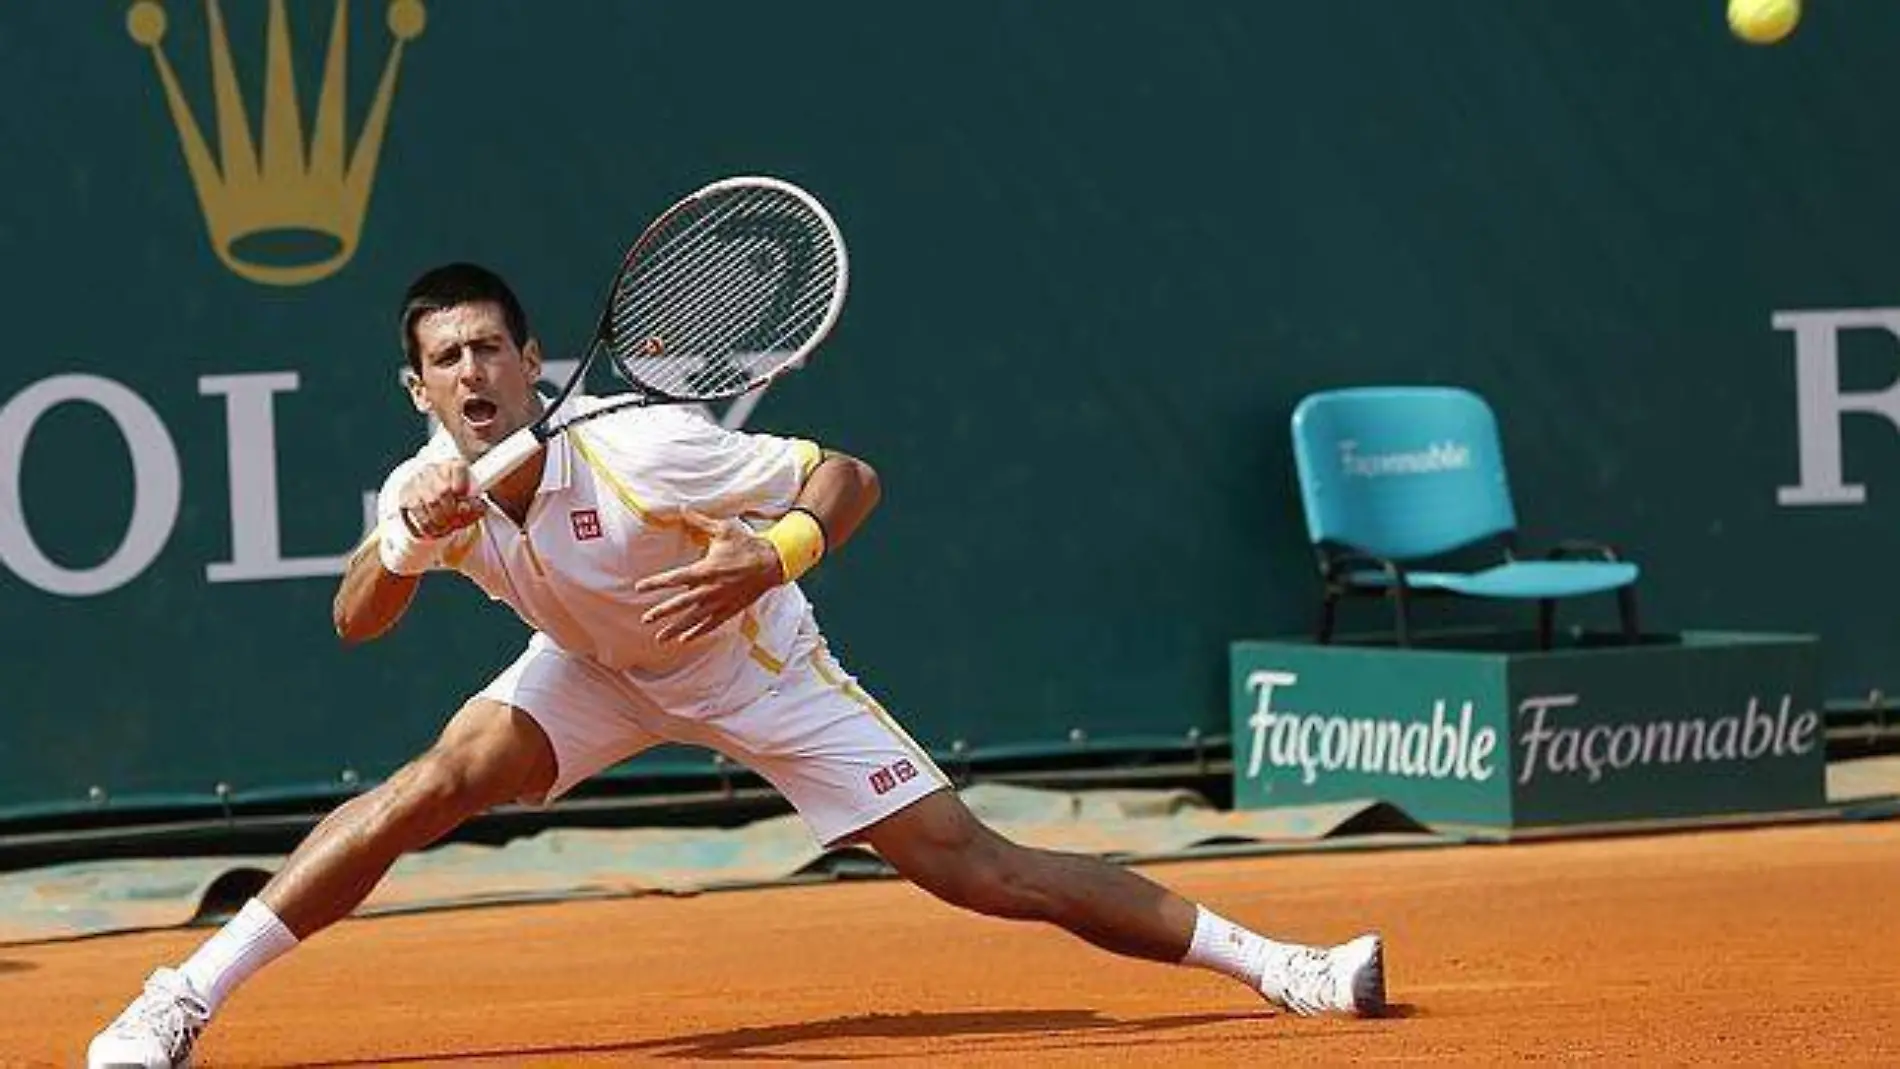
[635,449,880,642]
[785,448,881,557]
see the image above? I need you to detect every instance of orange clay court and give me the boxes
[4,819,1896,1066]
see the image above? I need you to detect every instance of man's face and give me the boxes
[407,301,542,459]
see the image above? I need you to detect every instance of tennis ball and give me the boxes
[1728,0,1800,45]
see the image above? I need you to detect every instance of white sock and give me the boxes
[1179,905,1291,990]
[178,898,300,1013]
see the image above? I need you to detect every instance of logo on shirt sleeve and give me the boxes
[570,509,603,541]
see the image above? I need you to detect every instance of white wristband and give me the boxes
[378,511,442,576]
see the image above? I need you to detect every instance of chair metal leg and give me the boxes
[1537,599,1556,650]
[1391,586,1412,647]
[1317,592,1339,645]
[1617,587,1640,642]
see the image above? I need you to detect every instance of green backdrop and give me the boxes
[4,1,1898,818]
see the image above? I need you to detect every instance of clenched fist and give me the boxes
[399,459,486,539]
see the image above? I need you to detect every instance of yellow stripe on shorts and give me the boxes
[811,647,947,785]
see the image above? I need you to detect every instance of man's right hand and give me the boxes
[398,460,486,539]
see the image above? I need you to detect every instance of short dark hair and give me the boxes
[399,262,531,373]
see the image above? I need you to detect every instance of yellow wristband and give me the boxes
[764,509,826,583]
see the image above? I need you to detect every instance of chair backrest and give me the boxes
[1290,386,1517,561]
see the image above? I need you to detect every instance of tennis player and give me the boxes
[89,263,1384,1067]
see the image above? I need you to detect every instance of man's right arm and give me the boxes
[331,531,422,645]
[332,457,481,645]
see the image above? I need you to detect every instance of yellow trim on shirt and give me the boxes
[792,439,824,479]
[739,613,785,674]
[569,429,653,522]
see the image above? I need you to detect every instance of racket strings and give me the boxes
[617,224,828,365]
[607,189,747,305]
[606,188,839,399]
[630,255,835,375]
[626,236,806,356]
[708,282,835,368]
[610,209,764,336]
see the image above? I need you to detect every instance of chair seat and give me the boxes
[1345,559,1639,599]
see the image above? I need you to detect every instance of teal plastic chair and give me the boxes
[1289,386,1640,648]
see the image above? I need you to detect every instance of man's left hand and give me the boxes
[635,510,784,642]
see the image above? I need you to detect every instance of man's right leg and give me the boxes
[259,699,556,937]
[88,699,556,1068]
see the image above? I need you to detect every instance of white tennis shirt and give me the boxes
[376,396,825,715]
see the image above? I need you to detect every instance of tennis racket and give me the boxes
[468,175,849,492]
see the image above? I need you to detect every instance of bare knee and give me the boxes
[353,751,482,847]
[353,700,551,847]
[400,750,489,814]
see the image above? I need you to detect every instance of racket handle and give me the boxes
[469,428,544,493]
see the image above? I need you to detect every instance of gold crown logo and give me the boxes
[127,0,426,286]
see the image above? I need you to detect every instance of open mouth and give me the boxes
[461,397,499,431]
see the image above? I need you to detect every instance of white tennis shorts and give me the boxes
[477,630,950,846]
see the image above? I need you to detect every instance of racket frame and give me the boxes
[468,176,847,492]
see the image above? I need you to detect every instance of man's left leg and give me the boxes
[859,789,1384,1017]
[697,638,1382,1017]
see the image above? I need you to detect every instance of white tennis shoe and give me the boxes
[1260,933,1386,1017]
[86,967,210,1068]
